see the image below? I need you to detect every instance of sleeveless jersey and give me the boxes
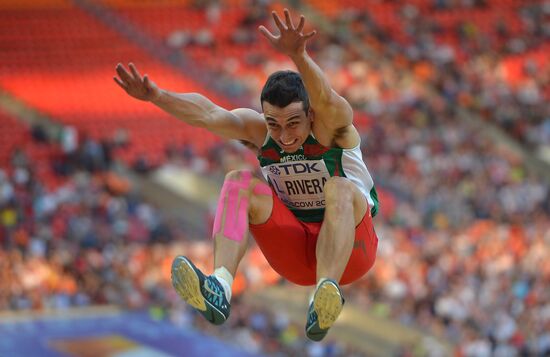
[258,134,379,223]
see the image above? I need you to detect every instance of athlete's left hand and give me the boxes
[258,8,316,58]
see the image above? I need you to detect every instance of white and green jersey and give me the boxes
[258,134,379,223]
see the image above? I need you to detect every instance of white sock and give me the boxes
[213,266,233,302]
[316,277,330,289]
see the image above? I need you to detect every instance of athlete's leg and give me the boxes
[213,170,273,276]
[306,176,368,341]
[316,176,368,282]
[171,169,272,325]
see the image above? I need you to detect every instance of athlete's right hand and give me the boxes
[114,63,161,102]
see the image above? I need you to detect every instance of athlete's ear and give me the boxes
[307,107,315,122]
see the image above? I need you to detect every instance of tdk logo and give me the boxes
[277,162,321,175]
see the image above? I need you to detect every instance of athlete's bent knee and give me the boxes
[324,177,355,205]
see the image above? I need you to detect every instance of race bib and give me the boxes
[262,160,331,210]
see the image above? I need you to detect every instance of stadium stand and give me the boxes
[1,0,549,355]
[0,0,229,167]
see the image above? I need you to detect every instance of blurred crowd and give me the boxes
[0,134,172,311]
[354,219,550,356]
[2,0,550,356]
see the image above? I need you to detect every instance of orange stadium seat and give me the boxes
[0,3,231,163]
[0,0,72,10]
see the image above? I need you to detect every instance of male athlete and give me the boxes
[114,9,379,341]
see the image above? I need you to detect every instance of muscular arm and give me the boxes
[152,90,266,145]
[289,52,353,129]
[114,63,266,148]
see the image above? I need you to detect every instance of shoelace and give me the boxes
[203,277,225,307]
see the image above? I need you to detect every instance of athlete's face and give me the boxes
[263,101,312,153]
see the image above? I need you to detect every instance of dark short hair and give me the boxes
[260,70,310,113]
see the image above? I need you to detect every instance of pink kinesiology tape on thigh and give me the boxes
[212,171,252,242]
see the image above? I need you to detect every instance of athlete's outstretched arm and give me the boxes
[259,9,353,130]
[114,63,266,146]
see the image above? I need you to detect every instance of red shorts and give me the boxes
[249,192,378,286]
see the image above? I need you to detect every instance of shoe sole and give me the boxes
[313,282,343,330]
[171,256,206,312]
